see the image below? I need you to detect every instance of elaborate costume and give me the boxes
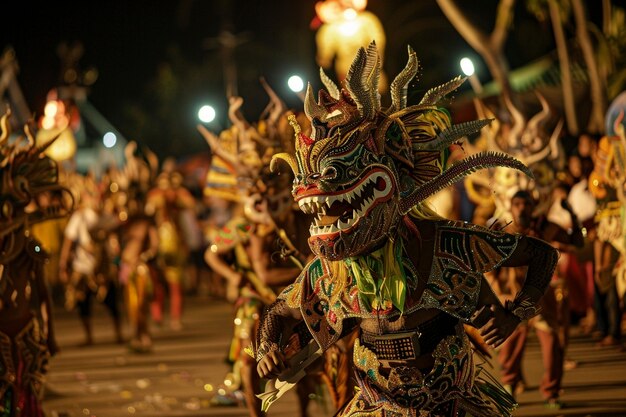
[0,110,73,416]
[147,167,196,330]
[109,142,160,352]
[59,172,123,345]
[588,93,626,347]
[201,85,354,416]
[255,43,558,416]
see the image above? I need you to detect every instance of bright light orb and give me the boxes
[287,75,304,93]
[460,57,475,76]
[103,132,117,148]
[198,105,216,123]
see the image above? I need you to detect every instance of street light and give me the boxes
[287,75,304,93]
[460,57,474,76]
[103,131,117,148]
[198,105,216,123]
[459,57,482,94]
[287,75,305,101]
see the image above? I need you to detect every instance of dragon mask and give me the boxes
[272,42,532,260]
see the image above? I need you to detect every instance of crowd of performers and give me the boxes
[2,42,626,417]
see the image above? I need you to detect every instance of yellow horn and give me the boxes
[270,153,299,175]
[0,109,12,145]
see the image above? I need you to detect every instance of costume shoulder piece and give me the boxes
[418,220,520,320]
[434,220,520,273]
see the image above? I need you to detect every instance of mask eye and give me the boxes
[324,109,342,121]
[321,166,337,180]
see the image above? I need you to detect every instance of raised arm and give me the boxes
[247,232,301,286]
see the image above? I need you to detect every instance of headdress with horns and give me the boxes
[1,109,73,263]
[272,42,532,260]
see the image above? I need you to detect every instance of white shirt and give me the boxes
[64,207,99,275]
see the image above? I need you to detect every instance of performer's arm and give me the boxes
[544,200,584,251]
[471,275,520,348]
[500,235,559,319]
[140,223,159,263]
[58,236,73,284]
[256,299,302,378]
[470,235,558,348]
[248,233,301,286]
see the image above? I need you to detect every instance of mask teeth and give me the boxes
[306,171,393,235]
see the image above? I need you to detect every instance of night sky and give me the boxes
[2,0,621,159]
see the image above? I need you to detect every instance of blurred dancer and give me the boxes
[59,174,123,345]
[147,169,196,330]
[113,142,160,353]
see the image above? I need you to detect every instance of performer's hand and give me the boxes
[478,304,521,348]
[257,349,288,379]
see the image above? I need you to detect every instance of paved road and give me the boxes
[43,295,626,417]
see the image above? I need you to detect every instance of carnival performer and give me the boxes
[59,173,123,346]
[200,91,325,416]
[588,93,626,349]
[0,109,73,417]
[147,166,196,331]
[112,142,160,353]
[493,190,582,409]
[254,43,558,417]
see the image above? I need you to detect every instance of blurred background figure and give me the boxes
[59,173,123,346]
[147,162,196,331]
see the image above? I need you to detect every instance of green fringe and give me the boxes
[345,239,407,313]
[474,351,518,416]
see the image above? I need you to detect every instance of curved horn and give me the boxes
[390,45,418,112]
[504,95,525,149]
[0,108,12,146]
[259,77,286,126]
[524,93,551,147]
[227,96,249,132]
[123,141,139,182]
[523,119,563,166]
[197,124,242,171]
[304,83,327,121]
[614,109,625,139]
[344,42,381,119]
[143,146,160,182]
[319,68,340,100]
[270,153,299,176]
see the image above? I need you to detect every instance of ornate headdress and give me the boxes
[199,82,309,227]
[0,109,73,263]
[105,141,158,221]
[465,94,564,220]
[272,42,532,260]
